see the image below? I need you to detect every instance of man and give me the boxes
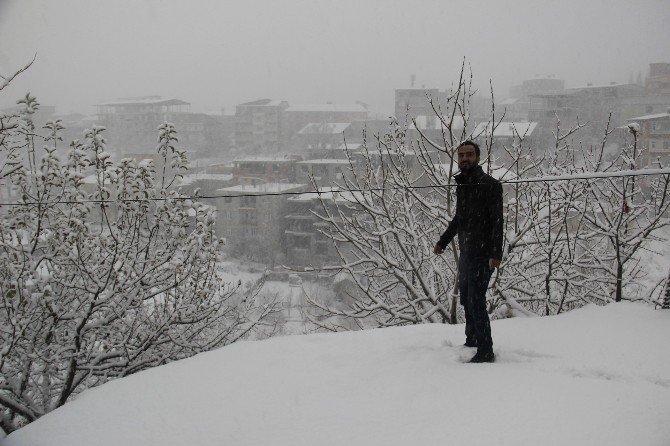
[434,141,503,363]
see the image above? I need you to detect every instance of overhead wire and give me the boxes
[0,167,669,207]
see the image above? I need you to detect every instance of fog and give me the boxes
[1,0,669,116]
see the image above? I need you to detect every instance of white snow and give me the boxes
[178,173,233,186]
[297,123,351,134]
[5,302,669,446]
[285,104,367,113]
[297,159,351,165]
[216,183,307,194]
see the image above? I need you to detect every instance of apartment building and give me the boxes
[628,109,670,166]
[294,122,351,152]
[646,63,670,95]
[295,158,351,188]
[284,189,359,268]
[529,83,644,146]
[215,182,307,263]
[473,121,539,159]
[234,99,289,154]
[231,156,301,185]
[282,104,368,150]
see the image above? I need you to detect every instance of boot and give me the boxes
[468,348,495,363]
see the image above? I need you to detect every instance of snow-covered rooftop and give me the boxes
[286,104,367,113]
[627,112,670,121]
[237,99,286,107]
[232,156,299,163]
[334,143,363,151]
[188,158,233,169]
[566,82,641,91]
[297,122,351,134]
[287,188,366,203]
[97,97,189,107]
[297,159,350,165]
[216,183,306,194]
[179,174,234,186]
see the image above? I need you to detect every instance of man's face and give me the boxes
[457,145,479,173]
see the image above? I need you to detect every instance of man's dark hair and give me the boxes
[457,140,480,157]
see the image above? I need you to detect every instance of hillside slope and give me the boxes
[6,302,670,446]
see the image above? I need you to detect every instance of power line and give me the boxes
[1,167,669,207]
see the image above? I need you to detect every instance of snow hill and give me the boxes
[5,302,670,446]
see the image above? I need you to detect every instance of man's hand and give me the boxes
[489,258,501,269]
[434,242,444,255]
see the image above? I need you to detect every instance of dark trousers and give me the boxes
[459,253,494,351]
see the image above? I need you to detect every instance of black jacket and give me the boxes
[438,165,504,260]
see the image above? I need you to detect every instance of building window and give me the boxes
[241,196,257,207]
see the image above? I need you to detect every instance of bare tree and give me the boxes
[306,66,670,332]
[575,123,670,303]
[305,63,480,329]
[0,90,278,432]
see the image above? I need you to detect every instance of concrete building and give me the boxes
[529,83,645,146]
[234,99,289,154]
[406,114,466,145]
[395,88,448,123]
[628,109,670,166]
[96,96,225,155]
[215,182,307,263]
[646,63,670,95]
[231,156,301,185]
[178,173,235,199]
[306,142,362,161]
[396,86,494,122]
[620,94,670,122]
[282,104,368,151]
[295,158,351,188]
[294,122,351,152]
[283,189,359,268]
[506,77,565,124]
[619,63,670,122]
[509,77,565,100]
[473,121,539,159]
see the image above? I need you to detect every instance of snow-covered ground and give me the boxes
[216,260,340,336]
[6,302,669,446]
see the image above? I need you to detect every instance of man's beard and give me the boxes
[459,161,476,173]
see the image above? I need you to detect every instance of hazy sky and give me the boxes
[1,0,669,116]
